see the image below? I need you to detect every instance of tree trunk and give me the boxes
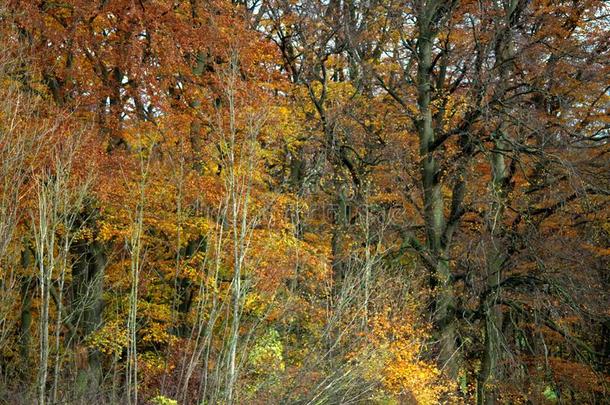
[72,239,106,393]
[85,241,105,383]
[478,1,521,400]
[478,131,510,404]
[19,243,33,371]
[416,1,458,379]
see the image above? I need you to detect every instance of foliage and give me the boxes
[0,0,608,404]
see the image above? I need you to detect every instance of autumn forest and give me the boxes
[0,0,608,404]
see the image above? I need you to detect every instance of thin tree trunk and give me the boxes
[19,244,33,370]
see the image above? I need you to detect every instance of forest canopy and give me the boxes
[0,0,608,404]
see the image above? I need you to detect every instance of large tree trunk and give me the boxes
[478,142,508,404]
[416,1,458,379]
[71,238,106,393]
[478,1,522,401]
